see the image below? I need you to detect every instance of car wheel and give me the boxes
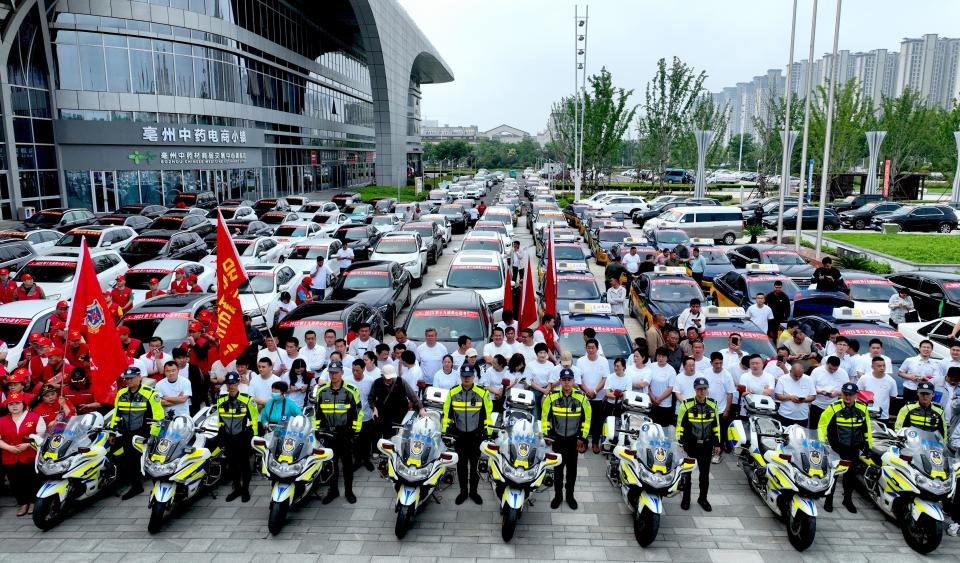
[854,219,866,230]
[939,223,953,234]
[825,223,839,231]
[412,272,422,288]
[722,233,736,245]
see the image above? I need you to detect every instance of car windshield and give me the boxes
[17,261,76,282]
[151,217,185,230]
[253,200,277,213]
[219,208,240,219]
[336,228,367,242]
[275,225,309,237]
[761,250,807,265]
[123,269,173,289]
[483,214,510,225]
[699,250,731,265]
[557,277,600,299]
[839,331,916,363]
[344,205,371,216]
[558,326,631,358]
[745,277,801,296]
[238,274,275,294]
[260,214,288,225]
[462,240,500,253]
[287,245,329,260]
[342,269,391,289]
[233,240,258,256]
[375,238,418,254]
[649,280,702,302]
[846,279,896,302]
[885,206,914,218]
[125,238,168,253]
[407,309,484,341]
[55,231,103,247]
[120,312,192,344]
[599,230,630,242]
[555,245,584,261]
[405,226,432,239]
[447,265,503,290]
[371,217,395,225]
[856,202,879,212]
[942,282,960,301]
[439,207,462,217]
[0,318,30,347]
[312,214,336,224]
[657,231,689,244]
[25,212,63,226]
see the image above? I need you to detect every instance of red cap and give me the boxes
[2,392,26,407]
[198,310,213,322]
[188,321,202,332]
[188,274,198,283]
[303,276,313,285]
[149,277,159,284]
[7,368,29,383]
[0,268,9,275]
[51,319,65,329]
[21,274,32,281]
[37,337,52,347]
[116,275,125,282]
[28,333,42,343]
[69,330,82,341]
[175,268,185,274]
[117,326,131,335]
[57,300,68,308]
[46,347,64,358]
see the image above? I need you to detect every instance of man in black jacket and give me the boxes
[172,348,204,414]
[765,280,791,332]
[369,364,425,442]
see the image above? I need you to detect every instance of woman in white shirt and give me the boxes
[433,355,459,390]
[738,355,776,415]
[626,348,651,391]
[286,359,310,407]
[507,353,528,388]
[604,358,633,403]
[647,347,677,428]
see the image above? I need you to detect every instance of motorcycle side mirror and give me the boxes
[544,452,559,463]
[381,442,395,451]
[440,452,454,462]
[252,437,267,448]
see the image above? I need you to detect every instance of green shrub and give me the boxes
[358,186,426,202]
[834,254,893,274]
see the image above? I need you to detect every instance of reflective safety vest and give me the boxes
[676,398,720,446]
[313,381,362,433]
[818,400,872,451]
[895,402,946,436]
[216,392,259,436]
[109,385,163,434]
[541,389,590,439]
[442,384,492,435]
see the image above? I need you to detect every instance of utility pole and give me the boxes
[573,5,589,200]
[776,0,798,243]
[814,0,843,259]
[794,0,819,251]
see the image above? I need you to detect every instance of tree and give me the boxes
[671,95,730,169]
[872,88,936,193]
[636,57,707,188]
[809,79,870,181]
[930,102,960,185]
[751,95,804,175]
[726,134,758,170]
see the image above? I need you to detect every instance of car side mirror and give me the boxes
[931,292,945,300]
[434,279,443,288]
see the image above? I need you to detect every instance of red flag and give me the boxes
[543,224,557,316]
[215,212,249,365]
[502,261,513,313]
[66,239,126,403]
[518,254,537,330]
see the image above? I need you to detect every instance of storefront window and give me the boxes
[140,171,162,204]
[117,170,141,206]
[162,170,183,204]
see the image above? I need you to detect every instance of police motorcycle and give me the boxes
[600,390,696,546]
[728,394,849,551]
[377,387,459,539]
[28,412,120,530]
[480,386,561,542]
[855,417,959,554]
[252,413,334,535]
[131,406,223,533]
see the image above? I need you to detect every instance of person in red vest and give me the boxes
[28,339,52,386]
[111,275,133,311]
[32,383,74,426]
[2,369,34,407]
[102,291,124,324]
[145,277,165,299]
[170,268,189,294]
[295,276,313,306]
[14,274,45,301]
[0,268,16,304]
[0,392,42,516]
[534,314,561,364]
[62,367,99,414]
[188,274,203,293]
[65,330,89,367]
[49,319,67,349]
[17,333,41,370]
[117,326,143,359]
[54,300,69,323]
[39,347,69,387]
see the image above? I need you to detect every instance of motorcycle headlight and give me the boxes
[396,462,431,481]
[637,464,675,488]
[795,471,830,493]
[144,458,177,477]
[269,457,305,478]
[39,457,72,476]
[503,464,538,484]
[915,474,952,494]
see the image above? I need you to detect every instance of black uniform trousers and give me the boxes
[681,443,714,502]
[111,430,147,489]
[454,431,483,494]
[588,400,605,443]
[353,419,374,467]
[328,430,355,493]
[5,462,37,505]
[218,431,253,492]
[552,436,580,497]
[828,444,860,502]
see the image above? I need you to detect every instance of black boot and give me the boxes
[240,488,251,503]
[842,497,857,513]
[322,489,340,505]
[697,497,712,512]
[565,492,578,510]
[824,495,834,513]
[225,488,242,502]
[680,494,690,510]
[551,494,562,509]
[455,490,468,505]
[469,490,483,505]
[345,489,357,504]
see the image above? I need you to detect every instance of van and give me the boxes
[649,205,743,245]
[662,169,693,184]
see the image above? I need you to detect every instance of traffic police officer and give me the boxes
[541,367,590,510]
[895,381,947,436]
[442,362,492,505]
[817,382,871,513]
[108,366,164,500]
[215,371,259,502]
[675,377,720,511]
[313,360,362,504]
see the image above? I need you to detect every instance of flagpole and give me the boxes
[216,211,274,346]
[58,238,89,405]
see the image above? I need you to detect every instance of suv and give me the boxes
[172,190,218,209]
[147,214,214,238]
[21,208,96,232]
[662,169,694,184]
[648,205,743,245]
[829,193,887,213]
[51,225,137,255]
[120,230,208,266]
[0,239,37,272]
[874,204,958,233]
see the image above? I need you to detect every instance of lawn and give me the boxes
[825,233,960,264]
[357,185,426,202]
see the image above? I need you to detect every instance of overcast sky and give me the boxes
[399,0,960,135]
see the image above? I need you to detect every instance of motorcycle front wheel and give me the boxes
[633,507,660,547]
[147,501,168,534]
[395,504,415,539]
[787,511,816,551]
[268,501,289,536]
[903,513,943,554]
[32,495,63,531]
[501,506,520,542]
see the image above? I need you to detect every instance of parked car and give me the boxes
[120,230,208,266]
[331,192,361,208]
[119,293,215,351]
[253,198,291,217]
[726,244,814,287]
[0,230,60,255]
[839,202,905,230]
[647,205,743,245]
[20,208,96,233]
[115,204,168,218]
[172,191,218,209]
[0,239,37,273]
[370,231,428,287]
[662,169,694,184]
[765,207,841,231]
[402,289,492,353]
[15,251,128,299]
[49,225,137,256]
[871,204,957,233]
[93,214,153,232]
[147,214,214,238]
[887,271,960,321]
[329,261,412,329]
[122,259,214,301]
[829,193,887,213]
[0,299,58,366]
[276,301,385,344]
[332,224,381,262]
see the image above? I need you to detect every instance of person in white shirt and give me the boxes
[280,338,301,372]
[515,329,539,364]
[647,347,677,428]
[496,310,519,334]
[347,323,379,358]
[335,244,354,269]
[137,336,173,380]
[528,344,554,408]
[938,342,960,380]
[763,346,791,380]
[503,327,521,355]
[480,355,509,407]
[300,330,326,377]
[626,348,651,391]
[673,357,700,412]
[432,354,458,390]
[416,329,447,382]
[361,351,382,381]
[450,337,472,371]
[854,338,892,379]
[576,339,609,453]
[509,240,526,280]
[349,358,377,471]
[676,298,704,332]
[258,336,286,377]
[823,329,840,358]
[309,256,334,300]
[739,355,775,415]
[827,337,858,380]
[392,328,419,362]
[219,361,252,395]
[621,246,642,275]
[397,350,424,389]
[690,341,710,375]
[899,339,940,404]
[606,277,627,319]
[549,351,582,385]
[774,364,816,425]
[602,358,633,402]
[267,293,294,325]
[250,357,282,407]
[374,343,392,370]
[809,356,849,428]
[745,293,775,336]
[156,361,192,416]
[857,355,899,422]
[483,327,514,364]
[704,352,735,463]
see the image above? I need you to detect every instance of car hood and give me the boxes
[791,290,855,318]
[777,263,816,279]
[331,287,392,306]
[645,300,688,319]
[371,251,418,262]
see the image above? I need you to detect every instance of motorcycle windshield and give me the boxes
[900,428,952,478]
[781,426,833,475]
[505,428,544,467]
[148,416,195,461]
[398,415,443,466]
[635,422,681,471]
[44,417,95,460]
[270,416,314,464]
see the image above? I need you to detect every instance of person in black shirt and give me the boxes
[604,255,627,290]
[812,257,845,293]
[638,254,656,274]
[765,280,791,333]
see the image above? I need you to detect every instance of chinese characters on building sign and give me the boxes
[159,151,249,165]
[142,126,247,144]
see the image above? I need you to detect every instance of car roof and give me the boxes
[800,316,896,331]
[246,264,285,272]
[67,225,116,233]
[28,254,79,263]
[412,288,483,308]
[738,244,797,252]
[127,293,212,311]
[275,221,314,228]
[128,259,198,270]
[452,250,501,264]
[136,230,178,238]
[0,298,58,317]
[841,271,888,280]
[464,230,502,239]
[344,260,393,272]
[560,312,624,326]
[904,271,960,281]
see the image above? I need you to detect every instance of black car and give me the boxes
[402,288,493,353]
[330,261,412,329]
[147,214,214,238]
[253,198,291,217]
[0,239,37,273]
[276,300,385,343]
[764,207,840,231]
[119,293,215,350]
[726,244,815,287]
[887,271,960,321]
[438,204,468,234]
[20,208,96,232]
[333,224,381,261]
[839,202,905,230]
[93,214,153,232]
[120,230,208,266]
[204,219,272,251]
[172,190,218,209]
[829,193,887,213]
[632,201,699,227]
[399,221,443,264]
[750,199,800,224]
[115,204,169,218]
[331,192,360,208]
[871,204,957,233]
[220,199,255,208]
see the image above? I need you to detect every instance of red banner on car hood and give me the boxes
[702,329,768,340]
[279,319,345,329]
[412,309,480,318]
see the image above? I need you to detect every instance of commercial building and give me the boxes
[421,123,479,145]
[0,0,452,219]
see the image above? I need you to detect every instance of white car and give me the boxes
[311,211,350,236]
[272,222,323,247]
[202,236,287,267]
[435,250,507,311]
[371,214,402,234]
[299,201,339,218]
[587,195,649,217]
[0,229,62,254]
[898,316,959,360]
[217,206,257,222]
[0,299,58,367]
[578,191,630,204]
[707,170,741,184]
[285,196,310,213]
[464,185,482,199]
[259,211,302,226]
[461,231,507,257]
[46,225,137,256]
[480,207,515,236]
[370,231,428,287]
[122,259,215,302]
[283,236,343,277]
[420,214,452,245]
[236,264,303,329]
[473,221,512,248]
[14,251,129,299]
